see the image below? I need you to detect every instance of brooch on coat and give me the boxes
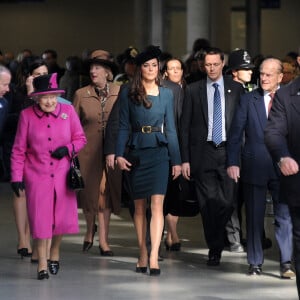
[61,113,68,120]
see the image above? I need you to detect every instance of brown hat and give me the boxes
[88,49,118,76]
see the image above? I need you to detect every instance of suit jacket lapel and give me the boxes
[291,96,300,115]
[200,80,209,127]
[224,78,235,131]
[253,89,267,130]
[224,78,234,131]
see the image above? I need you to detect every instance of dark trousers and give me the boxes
[225,182,243,244]
[288,206,300,298]
[195,144,235,255]
[244,180,292,266]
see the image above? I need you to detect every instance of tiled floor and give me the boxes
[0,182,298,300]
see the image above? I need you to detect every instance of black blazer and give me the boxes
[265,76,300,206]
[180,76,244,177]
[0,97,8,139]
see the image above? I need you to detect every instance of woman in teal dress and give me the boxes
[116,46,181,276]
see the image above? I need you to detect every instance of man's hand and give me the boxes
[182,162,191,180]
[278,157,299,176]
[227,166,240,183]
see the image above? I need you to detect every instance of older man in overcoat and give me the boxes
[265,75,300,296]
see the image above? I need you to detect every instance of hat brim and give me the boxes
[88,58,118,75]
[30,89,65,97]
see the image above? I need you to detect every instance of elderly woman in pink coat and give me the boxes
[10,73,86,280]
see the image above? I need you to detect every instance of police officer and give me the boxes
[227,49,256,92]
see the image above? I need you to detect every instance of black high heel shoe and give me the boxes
[164,240,181,252]
[149,268,161,276]
[136,264,147,273]
[99,246,114,256]
[170,242,181,251]
[48,260,60,275]
[17,248,31,258]
[82,224,97,252]
[37,270,49,280]
[164,240,171,251]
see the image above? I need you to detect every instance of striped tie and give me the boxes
[212,83,222,146]
[268,92,275,114]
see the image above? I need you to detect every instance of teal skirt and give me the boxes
[127,146,169,200]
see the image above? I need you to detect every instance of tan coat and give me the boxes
[73,82,122,215]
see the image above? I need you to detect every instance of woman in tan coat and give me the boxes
[73,50,122,255]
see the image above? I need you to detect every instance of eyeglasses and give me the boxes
[204,62,222,68]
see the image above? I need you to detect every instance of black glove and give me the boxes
[11,182,25,197]
[51,146,68,159]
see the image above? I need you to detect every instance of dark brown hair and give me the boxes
[202,47,225,61]
[129,59,162,109]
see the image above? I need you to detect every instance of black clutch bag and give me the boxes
[67,145,85,191]
[125,152,140,169]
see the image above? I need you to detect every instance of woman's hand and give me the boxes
[106,154,116,170]
[51,146,68,159]
[172,165,182,180]
[116,156,132,171]
[26,75,34,95]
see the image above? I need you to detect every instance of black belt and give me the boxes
[207,141,227,148]
[133,126,162,133]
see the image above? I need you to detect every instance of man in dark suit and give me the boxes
[181,47,244,266]
[0,66,10,180]
[227,58,294,277]
[0,66,10,137]
[265,75,300,295]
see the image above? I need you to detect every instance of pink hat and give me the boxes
[30,73,65,97]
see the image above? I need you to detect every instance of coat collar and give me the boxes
[33,103,62,118]
[83,82,120,98]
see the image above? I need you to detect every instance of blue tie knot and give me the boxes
[213,83,219,89]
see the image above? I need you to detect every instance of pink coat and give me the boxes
[11,103,87,239]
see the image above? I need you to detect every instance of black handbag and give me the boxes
[165,175,199,217]
[67,145,85,191]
